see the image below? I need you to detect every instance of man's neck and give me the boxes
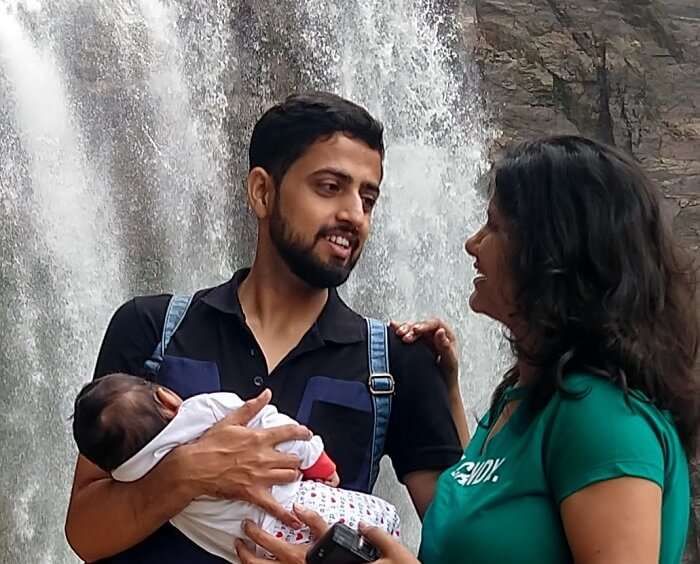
[238,257,329,337]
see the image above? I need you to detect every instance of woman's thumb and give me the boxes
[358,522,396,555]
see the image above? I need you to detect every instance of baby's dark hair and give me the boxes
[72,373,171,471]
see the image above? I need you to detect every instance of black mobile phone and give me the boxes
[305,522,380,564]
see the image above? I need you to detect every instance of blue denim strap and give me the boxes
[365,317,394,491]
[144,294,193,375]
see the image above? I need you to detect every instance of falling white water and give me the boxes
[290,0,502,551]
[0,5,126,563]
[135,0,232,292]
[0,1,500,562]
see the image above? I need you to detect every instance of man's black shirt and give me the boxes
[94,269,462,487]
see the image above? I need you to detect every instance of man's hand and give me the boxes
[184,389,311,528]
[65,388,314,561]
[235,505,329,564]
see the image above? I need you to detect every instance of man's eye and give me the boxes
[362,196,377,210]
[319,183,340,192]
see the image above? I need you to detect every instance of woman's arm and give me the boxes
[560,477,662,564]
[446,386,469,448]
[392,318,469,447]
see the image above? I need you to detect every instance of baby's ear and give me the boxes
[154,386,183,417]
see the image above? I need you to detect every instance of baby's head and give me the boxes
[72,373,182,472]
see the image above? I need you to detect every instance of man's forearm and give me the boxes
[65,449,197,562]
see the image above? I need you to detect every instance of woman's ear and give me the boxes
[247,167,276,220]
[154,386,183,418]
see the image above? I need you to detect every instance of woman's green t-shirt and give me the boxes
[419,373,690,564]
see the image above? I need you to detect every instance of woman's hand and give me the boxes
[391,318,469,447]
[358,522,421,564]
[235,506,421,564]
[235,505,328,564]
[391,318,460,391]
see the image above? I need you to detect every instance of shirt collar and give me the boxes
[201,268,365,345]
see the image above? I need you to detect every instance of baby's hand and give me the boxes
[322,471,340,487]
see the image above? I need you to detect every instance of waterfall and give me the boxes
[0,1,500,562]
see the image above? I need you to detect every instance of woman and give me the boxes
[237,136,699,564]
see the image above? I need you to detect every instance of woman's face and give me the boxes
[465,197,517,327]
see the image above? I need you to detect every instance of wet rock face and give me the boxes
[470,0,699,211]
[465,0,700,560]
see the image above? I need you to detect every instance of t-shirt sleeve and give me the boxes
[384,333,463,482]
[92,295,169,380]
[543,376,666,504]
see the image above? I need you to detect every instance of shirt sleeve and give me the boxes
[543,375,666,504]
[92,295,170,380]
[384,333,463,482]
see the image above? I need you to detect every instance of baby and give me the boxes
[72,373,400,562]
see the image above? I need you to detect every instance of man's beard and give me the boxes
[269,204,361,289]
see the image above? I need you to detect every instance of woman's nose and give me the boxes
[465,231,479,257]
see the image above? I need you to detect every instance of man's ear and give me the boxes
[154,386,182,418]
[247,167,276,220]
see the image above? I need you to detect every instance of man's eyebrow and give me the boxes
[311,167,381,193]
[310,167,353,183]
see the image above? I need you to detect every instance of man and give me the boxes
[65,92,463,563]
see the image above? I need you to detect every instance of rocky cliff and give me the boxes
[464,0,699,559]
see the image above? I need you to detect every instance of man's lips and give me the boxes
[318,229,358,260]
[325,237,352,260]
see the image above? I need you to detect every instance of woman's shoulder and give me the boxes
[540,372,689,504]
[556,371,628,396]
[551,372,653,411]
[545,372,674,431]
[542,372,687,469]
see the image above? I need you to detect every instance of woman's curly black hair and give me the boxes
[489,135,700,454]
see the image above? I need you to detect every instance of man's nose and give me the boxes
[337,193,365,228]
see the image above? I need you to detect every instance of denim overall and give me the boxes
[102,294,393,563]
